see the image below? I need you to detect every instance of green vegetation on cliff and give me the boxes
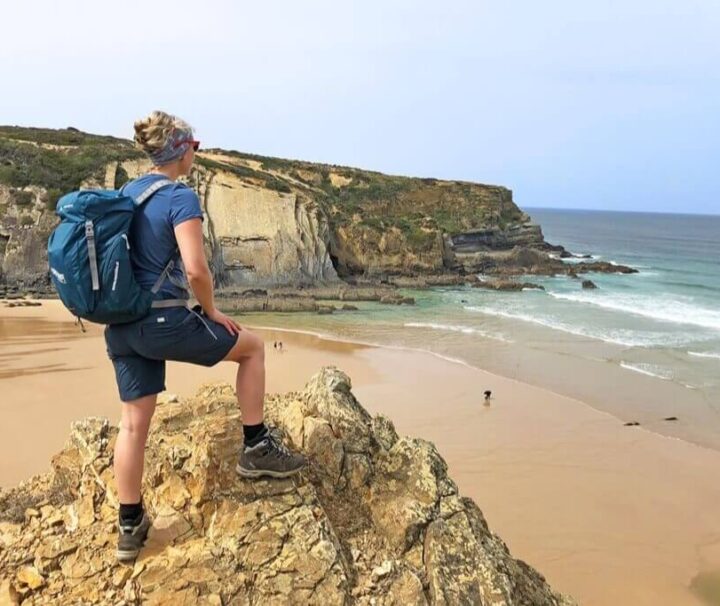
[194,155,292,194]
[202,146,527,242]
[0,127,526,243]
[0,127,141,196]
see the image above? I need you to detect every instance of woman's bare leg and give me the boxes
[114,394,157,504]
[223,329,265,425]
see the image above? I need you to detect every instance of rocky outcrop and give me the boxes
[444,222,546,255]
[215,285,413,313]
[472,279,545,292]
[0,368,574,606]
[456,246,637,278]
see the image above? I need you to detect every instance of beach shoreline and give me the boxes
[240,302,720,454]
[2,300,720,605]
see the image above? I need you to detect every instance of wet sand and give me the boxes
[2,301,720,606]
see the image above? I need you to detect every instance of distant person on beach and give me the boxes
[105,111,305,563]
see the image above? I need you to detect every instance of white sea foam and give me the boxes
[560,253,604,264]
[619,362,673,380]
[464,305,692,348]
[465,306,621,343]
[547,292,720,331]
[688,351,720,360]
[403,322,512,342]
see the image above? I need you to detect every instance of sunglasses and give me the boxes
[173,138,200,152]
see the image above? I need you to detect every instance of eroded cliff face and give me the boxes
[198,167,338,287]
[0,367,575,605]
[0,127,556,290]
[0,185,58,287]
[86,156,340,288]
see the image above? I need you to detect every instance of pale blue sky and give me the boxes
[2,1,718,214]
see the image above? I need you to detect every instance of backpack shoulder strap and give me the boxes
[133,178,174,206]
[119,178,174,206]
[125,177,186,298]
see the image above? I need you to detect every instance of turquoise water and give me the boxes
[244,209,720,448]
[525,208,720,351]
[460,208,720,386]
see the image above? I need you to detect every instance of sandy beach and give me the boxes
[2,301,720,606]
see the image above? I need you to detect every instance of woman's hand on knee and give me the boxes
[207,309,242,335]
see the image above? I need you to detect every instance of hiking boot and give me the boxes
[116,511,151,562]
[237,430,306,479]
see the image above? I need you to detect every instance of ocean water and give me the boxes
[243,208,720,449]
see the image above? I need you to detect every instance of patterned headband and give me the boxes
[148,128,193,166]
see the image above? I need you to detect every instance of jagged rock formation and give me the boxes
[456,246,636,277]
[472,279,545,292]
[0,368,574,605]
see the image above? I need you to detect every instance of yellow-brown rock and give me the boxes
[0,367,575,605]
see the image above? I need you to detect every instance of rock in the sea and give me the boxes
[458,245,637,278]
[0,367,575,605]
[472,279,545,291]
[582,280,597,289]
[380,294,415,305]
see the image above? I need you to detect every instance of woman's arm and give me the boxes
[174,218,241,335]
[175,218,215,312]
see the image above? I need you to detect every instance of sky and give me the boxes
[1,1,718,214]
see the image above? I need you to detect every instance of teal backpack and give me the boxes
[47,179,179,324]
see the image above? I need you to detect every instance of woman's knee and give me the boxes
[120,419,152,439]
[119,396,156,436]
[224,330,265,363]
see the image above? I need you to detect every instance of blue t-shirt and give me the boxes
[122,174,204,300]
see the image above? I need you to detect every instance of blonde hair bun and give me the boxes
[133,110,193,156]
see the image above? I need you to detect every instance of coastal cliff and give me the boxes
[0,126,614,294]
[0,367,574,605]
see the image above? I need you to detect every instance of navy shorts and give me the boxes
[104,305,238,402]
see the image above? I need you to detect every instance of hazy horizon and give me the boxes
[2,1,718,215]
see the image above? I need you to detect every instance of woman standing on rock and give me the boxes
[105,111,305,562]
